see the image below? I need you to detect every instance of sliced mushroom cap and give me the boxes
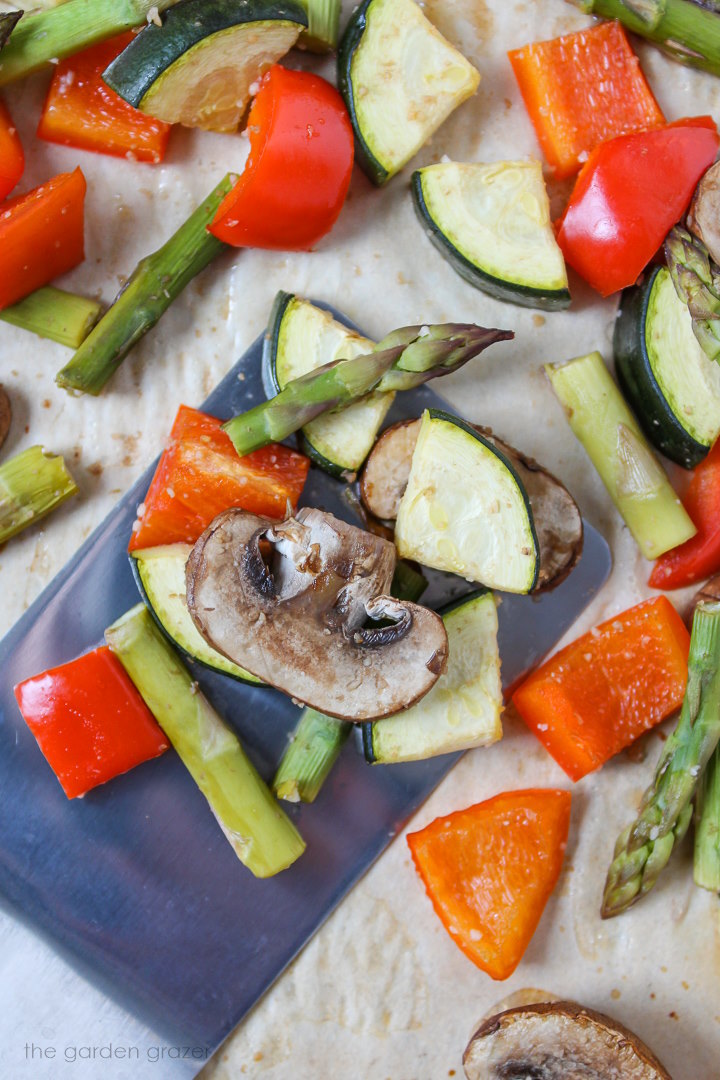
[687,161,720,267]
[186,506,448,720]
[688,574,720,626]
[359,418,583,592]
[463,1000,672,1080]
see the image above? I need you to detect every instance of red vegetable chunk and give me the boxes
[128,404,310,552]
[650,439,720,590]
[0,96,23,200]
[556,118,719,296]
[37,32,171,164]
[15,646,169,799]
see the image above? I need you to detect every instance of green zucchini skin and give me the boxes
[411,171,571,311]
[103,0,307,108]
[337,0,389,187]
[614,266,710,470]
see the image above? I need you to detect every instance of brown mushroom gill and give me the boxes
[186,506,448,721]
[687,160,720,267]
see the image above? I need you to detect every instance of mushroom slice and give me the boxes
[186,506,448,720]
[359,418,583,592]
[688,161,720,268]
[463,1000,672,1080]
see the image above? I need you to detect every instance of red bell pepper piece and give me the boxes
[209,65,354,251]
[557,117,719,296]
[509,21,664,180]
[407,789,571,981]
[0,167,86,311]
[512,597,690,782]
[37,32,171,164]
[649,439,720,590]
[128,404,310,552]
[15,646,169,799]
[0,96,23,200]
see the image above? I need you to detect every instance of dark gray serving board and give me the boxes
[0,308,611,1076]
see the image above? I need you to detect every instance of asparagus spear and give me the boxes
[1,287,102,348]
[0,0,177,85]
[273,708,349,803]
[224,324,513,457]
[695,744,720,891]
[0,445,78,544]
[665,226,720,363]
[56,175,235,395]
[299,0,341,52]
[106,603,305,878]
[602,600,720,918]
[568,0,720,77]
[0,11,22,53]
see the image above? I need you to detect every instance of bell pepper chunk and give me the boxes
[509,21,665,180]
[0,167,86,311]
[128,404,310,552]
[407,789,571,981]
[0,95,23,200]
[209,65,354,251]
[37,32,171,164]
[14,646,169,799]
[512,597,690,782]
[557,117,719,296]
[649,439,720,590]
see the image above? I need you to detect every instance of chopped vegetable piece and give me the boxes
[546,351,696,559]
[407,789,571,980]
[0,387,10,451]
[273,708,350,803]
[508,22,664,180]
[128,405,309,552]
[56,174,234,394]
[224,323,512,457]
[14,645,168,799]
[0,96,23,199]
[665,225,720,364]
[0,168,86,312]
[298,0,340,52]
[209,65,353,250]
[0,286,102,347]
[0,0,177,86]
[512,597,690,782]
[0,12,22,55]
[37,32,171,163]
[602,599,720,917]
[106,603,306,877]
[571,0,720,79]
[649,438,720,590]
[0,445,78,544]
[695,744,720,892]
[556,118,719,296]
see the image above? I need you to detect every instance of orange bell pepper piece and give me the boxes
[37,32,171,164]
[407,789,571,981]
[508,21,665,179]
[512,597,690,782]
[0,167,86,311]
[0,96,23,200]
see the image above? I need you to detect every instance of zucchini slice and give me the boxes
[412,161,570,311]
[131,544,263,685]
[614,265,720,469]
[263,291,394,478]
[363,591,502,763]
[103,0,307,133]
[337,0,480,185]
[394,410,539,594]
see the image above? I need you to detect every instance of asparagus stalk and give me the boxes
[0,445,78,544]
[602,600,720,918]
[546,351,696,560]
[224,324,513,457]
[273,708,349,803]
[0,0,177,85]
[1,287,102,348]
[695,744,720,891]
[569,0,720,77]
[665,226,720,363]
[299,0,342,52]
[0,11,22,53]
[106,603,305,878]
[56,175,235,395]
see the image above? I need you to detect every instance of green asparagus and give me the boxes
[56,175,235,395]
[0,446,78,544]
[666,226,720,363]
[602,600,720,918]
[1,287,103,348]
[568,0,720,77]
[695,744,720,891]
[273,708,350,803]
[299,0,341,51]
[106,604,305,878]
[224,323,513,457]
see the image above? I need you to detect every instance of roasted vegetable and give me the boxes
[665,224,720,363]
[688,160,720,267]
[0,287,102,348]
[0,387,10,452]
[0,445,78,544]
